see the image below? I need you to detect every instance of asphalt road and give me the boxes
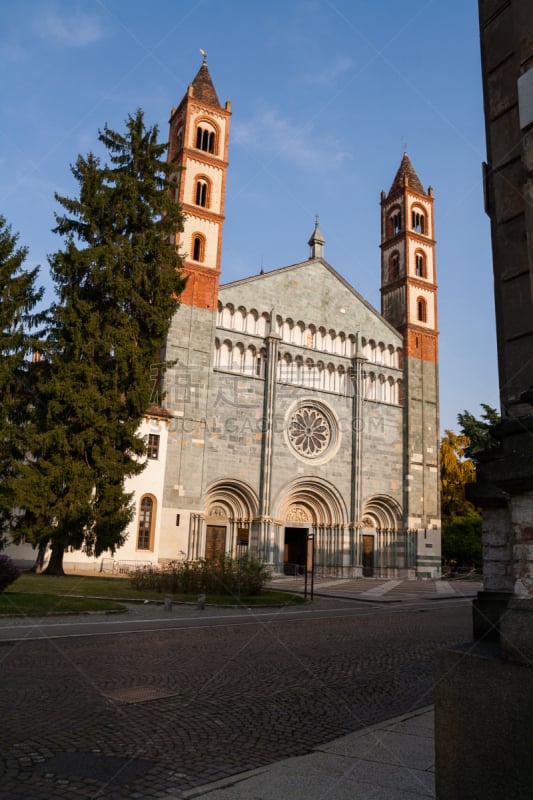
[0,598,472,799]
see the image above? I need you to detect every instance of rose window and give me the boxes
[288,405,332,458]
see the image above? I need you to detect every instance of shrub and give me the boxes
[130,555,270,597]
[0,554,22,593]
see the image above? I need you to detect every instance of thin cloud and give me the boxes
[33,10,106,48]
[302,55,353,87]
[233,107,351,169]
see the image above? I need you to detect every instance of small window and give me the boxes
[196,126,215,153]
[415,253,425,277]
[137,496,154,550]
[391,211,401,235]
[192,234,205,262]
[412,210,425,233]
[195,180,208,207]
[147,433,160,459]
[417,298,427,322]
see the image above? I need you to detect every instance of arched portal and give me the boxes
[195,480,259,561]
[273,477,348,575]
[360,495,403,577]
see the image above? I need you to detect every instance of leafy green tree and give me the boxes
[457,403,500,463]
[0,216,44,549]
[441,509,482,569]
[12,110,185,574]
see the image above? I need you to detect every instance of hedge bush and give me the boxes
[0,554,22,593]
[130,555,270,597]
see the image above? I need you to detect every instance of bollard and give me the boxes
[197,593,206,610]
[164,595,173,612]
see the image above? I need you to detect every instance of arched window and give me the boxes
[196,126,215,153]
[195,179,208,207]
[219,340,231,369]
[192,234,205,262]
[391,210,402,235]
[279,353,292,383]
[417,297,427,322]
[137,496,155,550]
[302,358,314,387]
[317,361,325,389]
[233,308,246,332]
[412,210,425,233]
[256,313,269,336]
[335,333,346,356]
[256,348,266,378]
[293,322,305,346]
[232,343,244,372]
[281,319,293,343]
[244,346,256,375]
[415,252,425,277]
[246,310,258,334]
[220,304,232,328]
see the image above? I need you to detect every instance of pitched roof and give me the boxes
[190,62,221,107]
[144,405,173,420]
[388,153,425,196]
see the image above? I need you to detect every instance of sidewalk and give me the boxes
[268,575,481,604]
[177,706,435,800]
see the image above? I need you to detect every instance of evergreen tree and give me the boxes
[13,110,185,574]
[457,403,500,463]
[0,216,44,549]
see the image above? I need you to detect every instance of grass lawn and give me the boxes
[1,572,305,616]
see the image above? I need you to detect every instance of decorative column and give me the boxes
[350,353,366,568]
[259,328,281,520]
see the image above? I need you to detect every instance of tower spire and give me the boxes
[308,215,325,259]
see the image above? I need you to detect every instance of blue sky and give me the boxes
[0,0,499,435]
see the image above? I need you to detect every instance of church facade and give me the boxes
[12,60,441,578]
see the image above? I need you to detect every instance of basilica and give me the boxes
[14,59,442,578]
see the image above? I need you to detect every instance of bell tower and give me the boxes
[168,54,231,310]
[380,154,441,575]
[161,59,231,549]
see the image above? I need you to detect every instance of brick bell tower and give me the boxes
[167,54,231,310]
[161,58,231,550]
[380,154,441,576]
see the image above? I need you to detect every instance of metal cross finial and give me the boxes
[200,49,207,63]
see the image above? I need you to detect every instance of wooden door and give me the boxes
[362,534,374,577]
[205,525,226,561]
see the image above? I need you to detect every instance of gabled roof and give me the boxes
[144,405,173,420]
[220,257,403,341]
[388,153,425,197]
[190,62,221,107]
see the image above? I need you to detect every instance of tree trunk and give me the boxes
[43,541,66,576]
[30,541,49,574]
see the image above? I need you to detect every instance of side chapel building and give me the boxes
[49,59,442,577]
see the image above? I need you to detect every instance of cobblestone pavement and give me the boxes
[0,598,472,800]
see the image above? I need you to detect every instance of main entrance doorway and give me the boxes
[284,527,308,575]
[362,534,374,577]
[205,525,226,561]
